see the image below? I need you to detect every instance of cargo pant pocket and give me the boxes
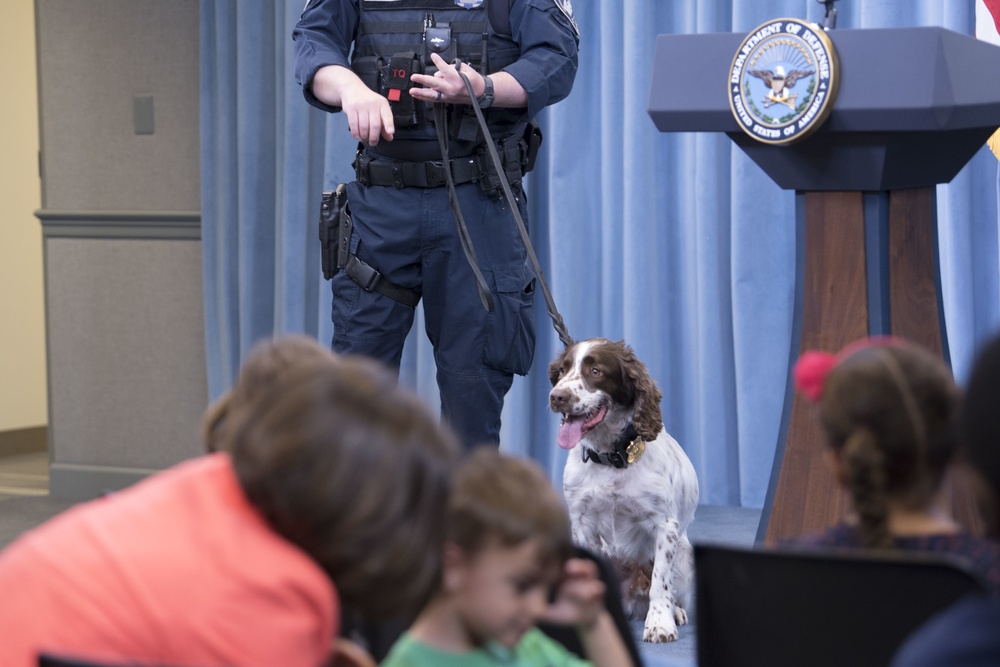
[483,263,537,376]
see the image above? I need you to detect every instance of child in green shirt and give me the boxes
[381,448,635,667]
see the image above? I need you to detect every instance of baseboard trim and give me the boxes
[0,426,48,457]
[49,462,158,501]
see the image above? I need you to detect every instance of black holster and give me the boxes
[317,184,421,308]
[319,184,349,280]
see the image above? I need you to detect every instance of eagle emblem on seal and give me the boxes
[748,65,815,109]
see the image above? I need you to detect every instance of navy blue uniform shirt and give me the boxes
[292,0,579,121]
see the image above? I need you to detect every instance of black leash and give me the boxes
[445,66,575,350]
[433,103,495,312]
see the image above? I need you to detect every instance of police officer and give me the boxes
[293,0,579,448]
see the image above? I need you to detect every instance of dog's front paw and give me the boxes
[673,605,688,626]
[643,606,679,642]
[642,623,679,643]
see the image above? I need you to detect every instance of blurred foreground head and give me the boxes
[202,335,337,452]
[962,334,1000,535]
[796,338,959,548]
[219,347,459,618]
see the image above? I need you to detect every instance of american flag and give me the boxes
[979,0,1000,158]
[980,0,1000,39]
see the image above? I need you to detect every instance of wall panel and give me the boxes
[36,0,206,499]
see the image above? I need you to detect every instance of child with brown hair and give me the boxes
[786,337,1000,592]
[380,448,635,667]
[0,342,458,667]
[201,333,336,452]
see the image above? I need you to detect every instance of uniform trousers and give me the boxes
[333,176,536,447]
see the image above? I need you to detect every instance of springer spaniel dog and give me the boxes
[548,338,699,643]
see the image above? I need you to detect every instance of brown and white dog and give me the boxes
[548,338,699,643]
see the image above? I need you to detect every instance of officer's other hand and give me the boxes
[409,52,483,105]
[341,79,395,145]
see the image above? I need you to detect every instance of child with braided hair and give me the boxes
[784,337,1000,593]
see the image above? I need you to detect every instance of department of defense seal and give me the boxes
[728,18,839,145]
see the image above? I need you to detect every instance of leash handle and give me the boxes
[456,66,575,350]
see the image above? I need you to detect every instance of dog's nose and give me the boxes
[549,388,570,411]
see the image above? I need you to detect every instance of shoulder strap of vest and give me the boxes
[487,0,512,37]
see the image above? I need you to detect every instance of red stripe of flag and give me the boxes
[987,0,1000,35]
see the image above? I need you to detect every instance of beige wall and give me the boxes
[0,0,47,430]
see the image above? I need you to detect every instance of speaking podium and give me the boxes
[649,26,1000,543]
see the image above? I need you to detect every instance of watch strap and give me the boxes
[476,75,494,109]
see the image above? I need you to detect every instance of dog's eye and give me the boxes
[590,367,603,378]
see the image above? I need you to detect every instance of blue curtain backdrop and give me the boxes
[200,0,1000,507]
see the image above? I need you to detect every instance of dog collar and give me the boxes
[581,424,645,468]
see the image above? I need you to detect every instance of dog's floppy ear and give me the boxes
[548,346,571,386]
[618,341,663,441]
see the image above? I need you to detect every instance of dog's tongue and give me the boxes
[558,418,584,450]
[557,406,608,450]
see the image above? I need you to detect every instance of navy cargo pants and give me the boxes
[332,177,536,448]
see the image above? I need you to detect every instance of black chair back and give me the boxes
[695,543,988,667]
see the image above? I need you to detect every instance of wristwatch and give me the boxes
[476,75,494,109]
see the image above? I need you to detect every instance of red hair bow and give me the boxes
[794,351,838,403]
[794,336,904,403]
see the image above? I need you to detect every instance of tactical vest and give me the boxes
[351,0,526,158]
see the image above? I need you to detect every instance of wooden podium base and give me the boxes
[760,187,985,544]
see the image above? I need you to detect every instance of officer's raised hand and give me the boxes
[409,52,485,106]
[311,64,395,145]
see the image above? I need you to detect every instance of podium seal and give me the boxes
[728,18,839,145]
